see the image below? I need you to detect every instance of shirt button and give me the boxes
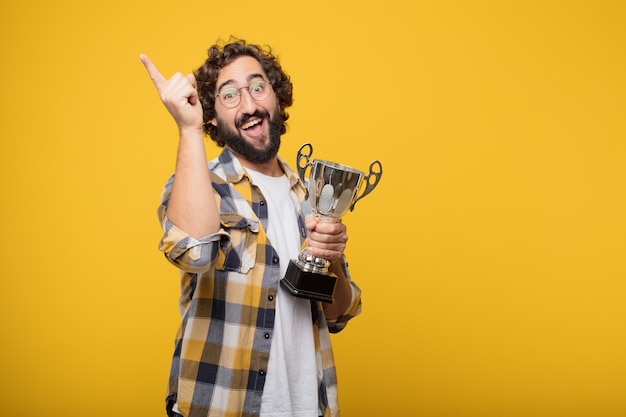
[259,370,266,375]
[272,257,278,264]
[260,200,266,206]
[268,295,274,301]
[264,333,270,339]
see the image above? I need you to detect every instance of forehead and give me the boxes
[216,55,267,87]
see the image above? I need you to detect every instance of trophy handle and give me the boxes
[350,160,383,211]
[296,143,313,183]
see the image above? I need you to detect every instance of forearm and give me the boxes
[322,260,353,320]
[166,127,220,239]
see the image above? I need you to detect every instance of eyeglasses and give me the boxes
[216,79,272,108]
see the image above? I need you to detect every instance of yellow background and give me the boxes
[1,1,625,416]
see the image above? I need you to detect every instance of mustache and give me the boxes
[236,110,270,127]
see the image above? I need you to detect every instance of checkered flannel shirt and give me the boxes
[157,148,362,417]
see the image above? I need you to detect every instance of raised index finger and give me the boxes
[139,54,166,91]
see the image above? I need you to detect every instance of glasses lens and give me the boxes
[249,80,270,101]
[219,86,239,107]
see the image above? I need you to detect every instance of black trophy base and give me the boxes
[280,259,337,303]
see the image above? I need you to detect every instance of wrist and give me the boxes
[179,124,204,138]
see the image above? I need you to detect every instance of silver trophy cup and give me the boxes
[280,143,383,303]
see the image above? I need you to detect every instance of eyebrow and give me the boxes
[217,73,266,93]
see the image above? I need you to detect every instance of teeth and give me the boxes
[241,118,261,130]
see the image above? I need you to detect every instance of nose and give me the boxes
[238,88,257,113]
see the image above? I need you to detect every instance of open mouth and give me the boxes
[237,112,269,138]
[239,117,263,130]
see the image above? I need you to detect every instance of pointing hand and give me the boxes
[140,54,203,130]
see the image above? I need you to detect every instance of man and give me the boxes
[140,39,362,417]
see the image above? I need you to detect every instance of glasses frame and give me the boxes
[215,80,272,109]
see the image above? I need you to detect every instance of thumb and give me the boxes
[304,216,319,231]
[186,73,197,89]
[186,73,199,105]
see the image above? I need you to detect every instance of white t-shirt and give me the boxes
[246,169,319,417]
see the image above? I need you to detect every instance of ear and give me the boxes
[210,118,217,127]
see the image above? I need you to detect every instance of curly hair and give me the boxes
[194,38,294,146]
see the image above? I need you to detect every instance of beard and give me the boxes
[216,109,282,164]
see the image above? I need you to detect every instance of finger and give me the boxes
[306,242,345,262]
[312,221,346,236]
[308,228,348,246]
[139,54,167,91]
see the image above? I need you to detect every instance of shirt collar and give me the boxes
[217,148,305,192]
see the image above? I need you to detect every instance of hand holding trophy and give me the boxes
[281,143,383,303]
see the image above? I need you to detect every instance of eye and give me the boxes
[249,80,265,93]
[220,87,238,100]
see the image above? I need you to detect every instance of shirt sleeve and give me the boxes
[156,176,228,273]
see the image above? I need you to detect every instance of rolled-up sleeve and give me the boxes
[158,218,228,273]
[157,177,228,273]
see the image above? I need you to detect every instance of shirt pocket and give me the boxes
[215,212,259,274]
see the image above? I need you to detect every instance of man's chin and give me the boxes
[226,139,279,164]
[239,131,269,147]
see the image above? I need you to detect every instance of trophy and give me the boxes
[280,143,383,303]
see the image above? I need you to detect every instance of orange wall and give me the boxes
[1,1,625,416]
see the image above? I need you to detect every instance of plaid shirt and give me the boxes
[158,148,362,417]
